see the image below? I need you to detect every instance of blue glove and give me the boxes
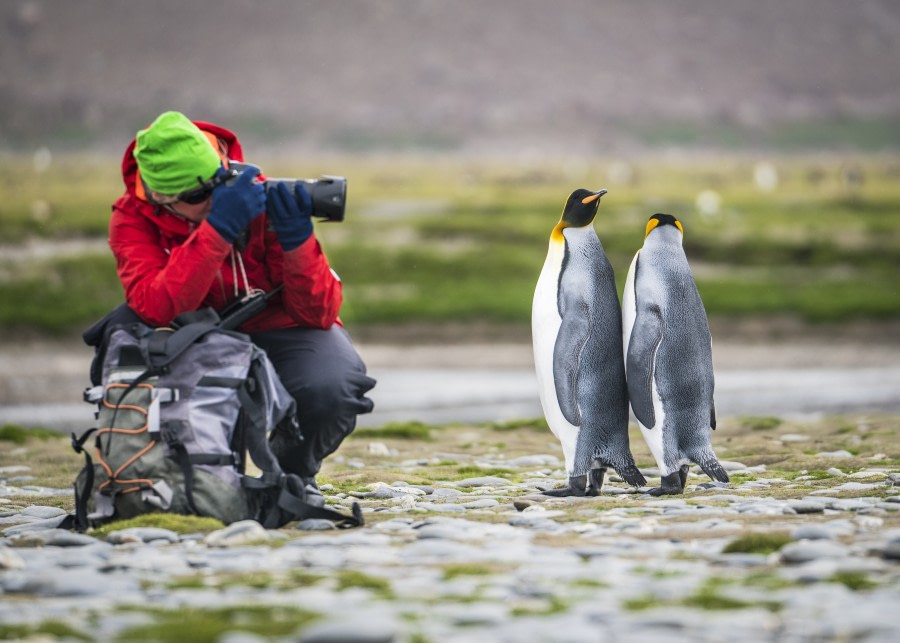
[206,166,266,243]
[266,182,313,251]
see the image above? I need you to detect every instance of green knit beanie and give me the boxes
[133,111,222,195]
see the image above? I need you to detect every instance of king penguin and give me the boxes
[622,213,729,496]
[532,188,646,496]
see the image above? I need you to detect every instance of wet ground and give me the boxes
[2,325,899,431]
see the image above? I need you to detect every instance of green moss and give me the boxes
[510,596,569,617]
[684,587,781,612]
[0,424,61,443]
[162,575,208,590]
[740,416,783,431]
[722,532,791,555]
[622,594,663,611]
[91,513,225,538]
[829,571,877,591]
[0,621,91,641]
[571,578,610,588]
[334,570,394,599]
[115,605,319,642]
[441,563,511,580]
[454,465,515,478]
[352,421,432,440]
[489,418,549,432]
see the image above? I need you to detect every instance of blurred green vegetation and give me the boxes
[1,153,898,334]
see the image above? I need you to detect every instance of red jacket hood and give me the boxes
[119,120,247,237]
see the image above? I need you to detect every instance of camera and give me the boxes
[228,161,347,222]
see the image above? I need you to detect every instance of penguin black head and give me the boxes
[560,188,608,230]
[645,213,684,238]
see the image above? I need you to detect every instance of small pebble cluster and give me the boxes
[2,449,899,642]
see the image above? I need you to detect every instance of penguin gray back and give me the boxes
[628,214,715,434]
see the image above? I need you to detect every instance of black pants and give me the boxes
[250,325,376,477]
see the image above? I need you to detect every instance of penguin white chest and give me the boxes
[532,236,580,464]
[622,248,666,467]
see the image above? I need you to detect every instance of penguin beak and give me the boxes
[581,189,608,205]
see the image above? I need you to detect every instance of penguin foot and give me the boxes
[646,471,685,496]
[586,467,606,497]
[678,464,690,489]
[543,474,588,497]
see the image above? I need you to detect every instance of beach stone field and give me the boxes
[1,414,899,642]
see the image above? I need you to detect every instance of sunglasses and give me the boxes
[146,167,230,206]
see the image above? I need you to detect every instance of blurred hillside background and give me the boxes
[1,0,899,339]
[3,0,900,154]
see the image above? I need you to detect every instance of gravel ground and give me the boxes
[1,419,899,642]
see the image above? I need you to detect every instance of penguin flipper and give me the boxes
[626,303,663,428]
[552,302,590,426]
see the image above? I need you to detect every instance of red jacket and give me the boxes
[109,121,342,332]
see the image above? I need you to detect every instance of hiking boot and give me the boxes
[302,476,324,508]
[268,419,318,477]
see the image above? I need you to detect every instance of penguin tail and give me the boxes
[599,450,647,488]
[694,450,729,483]
[612,461,647,488]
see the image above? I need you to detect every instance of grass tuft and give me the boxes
[829,571,877,591]
[90,513,225,538]
[115,605,319,642]
[722,532,792,555]
[352,421,433,441]
[334,570,395,599]
[0,424,60,443]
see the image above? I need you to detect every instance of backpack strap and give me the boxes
[142,322,221,372]
[70,428,98,532]
[270,477,364,529]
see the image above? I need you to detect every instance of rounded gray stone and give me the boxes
[780,540,850,564]
[791,525,836,540]
[43,530,102,547]
[300,615,397,643]
[2,516,67,536]
[296,519,337,531]
[20,506,68,519]
[880,538,900,561]
[107,527,179,545]
[788,500,826,514]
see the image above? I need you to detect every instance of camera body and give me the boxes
[228,161,347,222]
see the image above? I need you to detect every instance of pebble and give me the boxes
[20,505,67,519]
[788,500,825,514]
[296,519,337,531]
[453,476,511,488]
[780,540,850,564]
[0,457,898,641]
[205,520,269,547]
[791,525,837,540]
[0,547,25,569]
[106,527,179,545]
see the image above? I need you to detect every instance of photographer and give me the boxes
[107,110,375,489]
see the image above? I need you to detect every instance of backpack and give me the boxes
[69,306,363,531]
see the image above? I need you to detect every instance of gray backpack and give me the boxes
[70,312,363,531]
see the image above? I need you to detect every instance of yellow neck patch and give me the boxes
[551,221,566,242]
